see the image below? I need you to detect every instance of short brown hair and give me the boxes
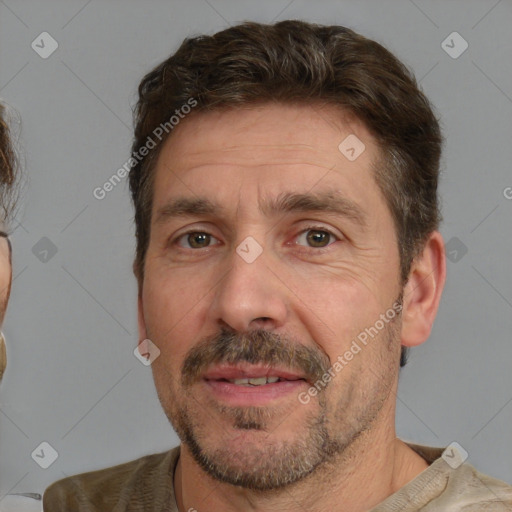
[129,20,443,366]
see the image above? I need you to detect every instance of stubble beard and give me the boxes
[156,313,401,491]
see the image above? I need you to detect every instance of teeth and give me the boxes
[233,378,250,386]
[249,377,268,386]
[228,376,281,386]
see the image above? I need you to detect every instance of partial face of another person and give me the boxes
[0,229,11,325]
[1,102,16,381]
[138,103,410,490]
[0,232,10,380]
[0,138,14,380]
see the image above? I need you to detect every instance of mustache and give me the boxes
[181,328,331,387]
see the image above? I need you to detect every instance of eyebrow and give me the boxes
[154,190,368,229]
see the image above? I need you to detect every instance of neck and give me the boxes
[174,411,429,512]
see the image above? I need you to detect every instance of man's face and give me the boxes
[139,103,404,490]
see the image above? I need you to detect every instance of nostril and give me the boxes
[248,317,274,331]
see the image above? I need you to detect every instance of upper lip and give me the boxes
[202,363,308,382]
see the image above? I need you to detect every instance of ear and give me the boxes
[401,231,446,347]
[133,259,147,342]
[138,291,148,342]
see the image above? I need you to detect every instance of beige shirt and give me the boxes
[43,443,512,511]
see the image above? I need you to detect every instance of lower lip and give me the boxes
[203,379,308,406]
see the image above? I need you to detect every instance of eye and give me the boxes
[175,231,219,249]
[295,226,339,248]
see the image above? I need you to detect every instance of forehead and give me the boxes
[151,103,385,219]
[161,103,377,164]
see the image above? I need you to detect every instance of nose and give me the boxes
[208,244,289,333]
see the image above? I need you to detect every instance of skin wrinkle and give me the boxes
[156,160,380,262]
[139,104,439,511]
[168,149,369,175]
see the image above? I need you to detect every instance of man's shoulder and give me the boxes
[392,442,512,511]
[42,446,180,512]
[444,462,512,510]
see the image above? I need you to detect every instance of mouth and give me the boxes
[200,363,309,406]
[212,376,301,386]
[202,362,308,384]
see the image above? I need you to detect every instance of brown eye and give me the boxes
[307,230,330,247]
[296,228,337,248]
[177,232,215,249]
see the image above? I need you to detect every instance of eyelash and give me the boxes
[172,225,341,253]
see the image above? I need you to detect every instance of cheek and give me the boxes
[290,274,400,384]
[142,266,211,369]
[290,267,386,341]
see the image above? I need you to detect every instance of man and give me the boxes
[44,20,512,511]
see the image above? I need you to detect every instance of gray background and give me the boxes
[0,0,511,496]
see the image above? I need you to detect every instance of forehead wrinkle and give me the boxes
[208,143,317,151]
[168,144,334,169]
[154,146,374,229]
[234,181,244,219]
[166,161,343,181]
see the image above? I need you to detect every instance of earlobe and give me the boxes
[401,231,446,348]
[138,294,148,342]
